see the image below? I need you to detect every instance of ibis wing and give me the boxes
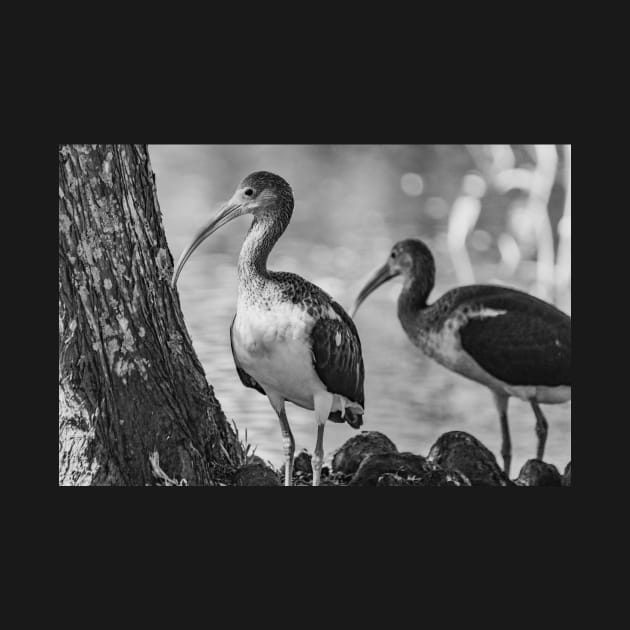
[310,300,365,424]
[458,293,571,387]
[229,316,266,396]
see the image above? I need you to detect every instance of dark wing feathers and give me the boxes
[458,291,571,387]
[229,316,266,395]
[310,299,365,427]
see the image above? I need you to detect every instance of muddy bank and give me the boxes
[233,430,571,487]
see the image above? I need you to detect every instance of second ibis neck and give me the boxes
[397,273,434,334]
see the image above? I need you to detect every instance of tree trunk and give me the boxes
[59,144,243,486]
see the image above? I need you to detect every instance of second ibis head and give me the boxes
[351,238,436,317]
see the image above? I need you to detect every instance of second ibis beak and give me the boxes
[171,202,243,289]
[350,262,400,318]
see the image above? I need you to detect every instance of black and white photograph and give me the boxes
[58,144,571,487]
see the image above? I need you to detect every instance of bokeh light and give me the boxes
[401,172,424,197]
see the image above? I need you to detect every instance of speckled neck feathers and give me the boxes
[237,204,292,298]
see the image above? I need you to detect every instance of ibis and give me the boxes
[171,171,365,487]
[351,238,570,476]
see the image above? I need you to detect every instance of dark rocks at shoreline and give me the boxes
[375,467,470,486]
[349,452,428,486]
[427,431,513,486]
[404,462,471,486]
[233,463,281,486]
[260,429,568,487]
[515,459,563,486]
[348,450,471,486]
[246,455,268,468]
[348,451,469,486]
[375,473,417,486]
[373,460,470,487]
[331,431,398,475]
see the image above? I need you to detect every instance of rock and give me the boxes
[246,455,268,468]
[376,473,417,486]
[427,431,512,486]
[331,431,398,475]
[325,470,354,486]
[376,465,471,486]
[349,452,429,486]
[293,449,313,475]
[278,450,315,481]
[515,459,562,486]
[233,463,281,486]
[408,462,471,486]
[563,461,571,486]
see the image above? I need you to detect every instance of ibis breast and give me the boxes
[231,302,323,410]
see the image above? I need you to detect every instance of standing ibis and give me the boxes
[351,238,570,476]
[171,171,365,487]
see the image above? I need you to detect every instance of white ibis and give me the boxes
[171,171,365,487]
[351,238,571,476]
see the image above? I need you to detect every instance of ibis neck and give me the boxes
[237,213,288,291]
[397,274,433,334]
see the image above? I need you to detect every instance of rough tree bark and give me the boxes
[59,144,244,486]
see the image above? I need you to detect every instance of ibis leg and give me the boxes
[312,390,334,487]
[312,423,325,487]
[267,392,295,486]
[278,408,295,487]
[530,400,549,461]
[493,392,512,476]
[271,402,294,487]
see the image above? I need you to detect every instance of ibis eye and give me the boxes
[244,188,254,197]
[391,251,397,259]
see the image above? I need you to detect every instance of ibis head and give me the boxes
[171,171,294,288]
[351,238,435,317]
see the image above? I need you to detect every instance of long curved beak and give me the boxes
[350,263,399,318]
[171,202,243,289]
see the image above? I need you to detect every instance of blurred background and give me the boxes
[151,145,571,473]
